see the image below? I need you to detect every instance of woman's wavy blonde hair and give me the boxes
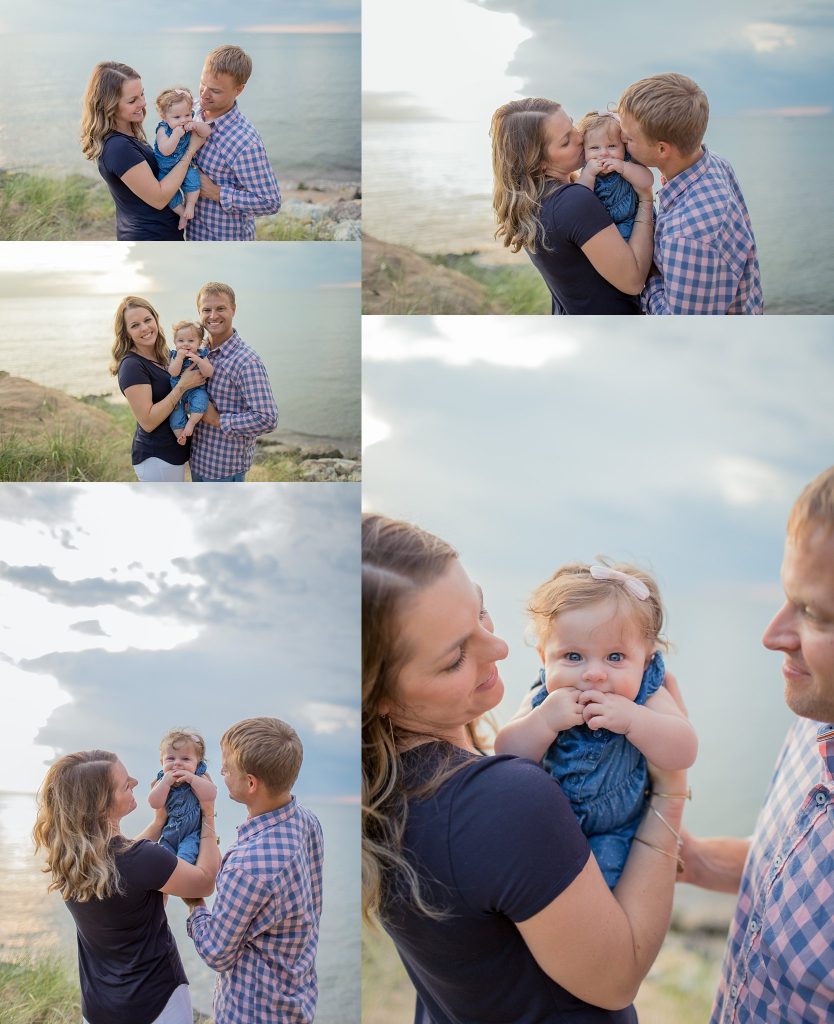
[362,513,490,924]
[491,97,564,253]
[81,62,145,161]
[32,750,126,902]
[109,296,168,375]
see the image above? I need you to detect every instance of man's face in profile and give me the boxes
[763,525,834,722]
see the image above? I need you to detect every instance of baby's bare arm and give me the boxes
[173,769,217,802]
[148,772,174,809]
[603,159,654,193]
[576,160,603,189]
[624,687,698,769]
[168,350,187,375]
[156,125,184,157]
[495,687,584,760]
[191,353,214,378]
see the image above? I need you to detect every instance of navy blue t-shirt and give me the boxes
[382,745,637,1024]
[526,183,641,315]
[98,133,183,241]
[117,352,190,466]
[66,839,186,1024]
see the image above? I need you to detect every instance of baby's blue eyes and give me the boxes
[566,652,582,661]
[563,651,625,662]
[608,652,624,662]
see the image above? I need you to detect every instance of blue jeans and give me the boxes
[190,470,246,482]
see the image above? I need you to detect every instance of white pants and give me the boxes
[84,983,191,1024]
[133,458,187,482]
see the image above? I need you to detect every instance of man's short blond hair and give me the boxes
[787,466,834,542]
[221,717,302,794]
[618,73,708,154]
[204,45,252,87]
[196,282,236,308]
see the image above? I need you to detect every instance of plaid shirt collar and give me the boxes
[235,798,297,844]
[197,101,240,131]
[207,329,242,360]
[657,146,710,212]
[816,722,834,778]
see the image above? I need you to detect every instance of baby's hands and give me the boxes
[583,158,605,179]
[579,690,636,734]
[539,686,585,734]
[157,769,177,788]
[599,158,625,176]
[179,771,217,803]
[187,120,212,139]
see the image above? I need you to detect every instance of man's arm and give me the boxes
[187,866,272,971]
[678,830,750,893]
[642,236,741,315]
[218,357,278,438]
[202,136,281,215]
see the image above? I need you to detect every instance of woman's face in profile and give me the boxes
[116,77,146,129]
[124,306,158,348]
[108,760,138,822]
[382,559,509,743]
[539,110,584,179]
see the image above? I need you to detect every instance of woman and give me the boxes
[110,295,205,482]
[491,98,654,314]
[81,62,208,241]
[33,749,221,1024]
[362,513,689,1023]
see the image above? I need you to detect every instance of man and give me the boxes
[683,466,834,1021]
[187,718,324,1024]
[618,73,763,315]
[188,44,282,241]
[189,281,278,482]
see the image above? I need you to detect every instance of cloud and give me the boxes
[70,620,108,637]
[0,562,150,607]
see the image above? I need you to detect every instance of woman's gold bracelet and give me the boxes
[634,836,684,873]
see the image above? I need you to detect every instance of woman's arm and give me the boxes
[161,799,221,898]
[580,203,654,295]
[516,767,687,1010]
[134,806,169,842]
[122,366,205,432]
[120,131,207,211]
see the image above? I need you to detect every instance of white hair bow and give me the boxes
[589,564,650,601]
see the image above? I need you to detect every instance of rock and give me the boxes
[299,458,361,482]
[330,199,361,222]
[331,220,361,241]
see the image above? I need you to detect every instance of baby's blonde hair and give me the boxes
[172,320,206,345]
[159,728,206,762]
[576,110,622,141]
[528,560,667,651]
[155,87,193,117]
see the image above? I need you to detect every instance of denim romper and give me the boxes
[157,758,208,864]
[168,346,210,429]
[531,651,665,887]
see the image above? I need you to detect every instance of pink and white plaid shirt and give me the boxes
[188,799,324,1024]
[187,102,281,241]
[712,716,834,1022]
[642,148,763,315]
[189,331,278,480]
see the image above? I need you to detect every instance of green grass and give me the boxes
[430,253,551,314]
[0,956,80,1024]
[0,172,114,241]
[255,216,334,241]
[0,430,133,482]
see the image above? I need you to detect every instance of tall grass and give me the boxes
[0,430,132,482]
[0,956,80,1024]
[0,173,113,241]
[432,253,551,314]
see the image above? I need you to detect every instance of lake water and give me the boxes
[0,281,360,453]
[363,114,834,313]
[0,792,359,1022]
[0,31,360,185]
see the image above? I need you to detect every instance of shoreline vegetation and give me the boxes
[363,903,731,1024]
[0,955,213,1023]
[0,373,361,483]
[362,235,551,314]
[0,171,361,242]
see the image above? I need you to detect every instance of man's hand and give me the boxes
[183,896,207,913]
[201,403,222,427]
[200,172,221,202]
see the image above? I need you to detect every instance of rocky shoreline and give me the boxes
[265,180,361,241]
[257,438,361,482]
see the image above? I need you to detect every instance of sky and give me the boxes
[0,484,359,813]
[364,0,834,120]
[362,316,834,837]
[0,242,359,299]
[0,0,360,33]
